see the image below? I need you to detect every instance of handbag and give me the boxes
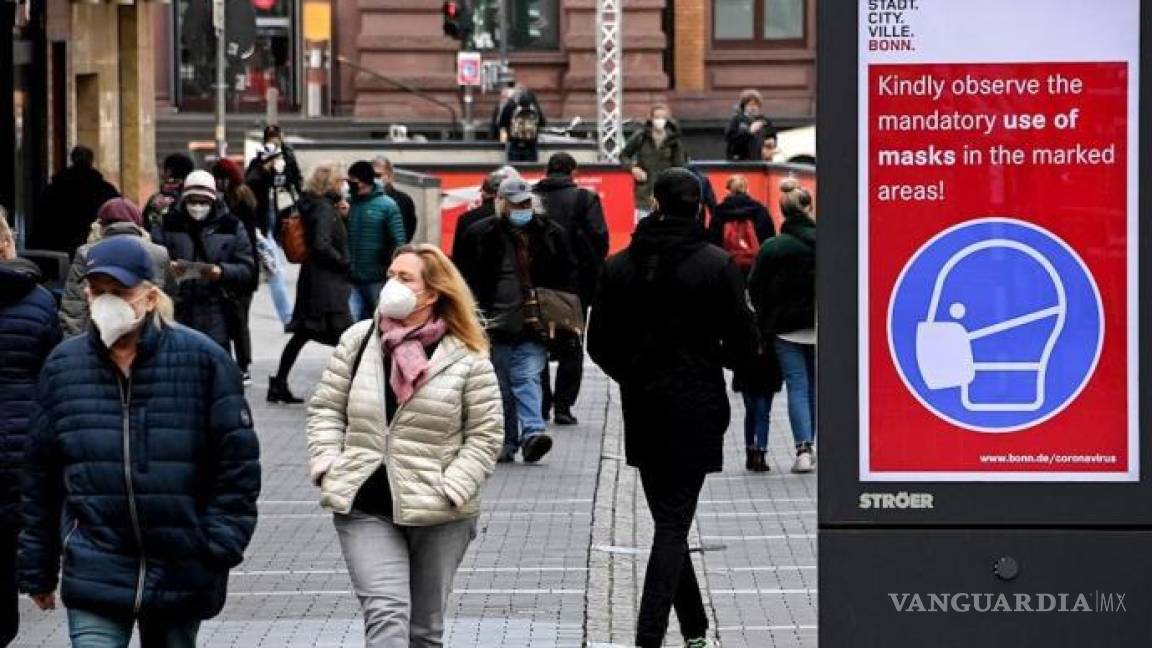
[512,237,584,340]
[276,188,310,264]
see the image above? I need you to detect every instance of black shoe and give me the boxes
[751,450,770,473]
[267,376,304,404]
[521,433,553,463]
[497,448,516,463]
[746,448,756,471]
[553,408,578,426]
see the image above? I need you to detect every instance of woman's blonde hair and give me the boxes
[147,282,176,326]
[393,244,489,353]
[779,178,813,217]
[726,174,749,194]
[304,161,346,195]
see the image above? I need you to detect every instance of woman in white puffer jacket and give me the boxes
[307,243,503,648]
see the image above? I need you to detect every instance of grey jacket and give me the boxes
[59,223,174,337]
[306,322,504,526]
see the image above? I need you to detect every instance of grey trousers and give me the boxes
[334,512,477,648]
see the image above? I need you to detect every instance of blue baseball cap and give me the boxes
[85,237,154,288]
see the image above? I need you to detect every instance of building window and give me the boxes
[714,0,806,46]
[470,0,560,52]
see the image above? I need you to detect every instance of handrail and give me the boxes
[336,55,460,137]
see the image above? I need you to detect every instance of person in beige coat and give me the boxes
[307,243,503,648]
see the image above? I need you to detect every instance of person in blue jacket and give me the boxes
[19,237,261,647]
[0,212,61,647]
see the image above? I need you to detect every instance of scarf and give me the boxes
[377,315,449,405]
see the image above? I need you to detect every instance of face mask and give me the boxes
[378,280,425,320]
[187,203,211,221]
[273,158,287,174]
[652,118,667,131]
[745,106,761,117]
[91,293,147,348]
[509,209,534,227]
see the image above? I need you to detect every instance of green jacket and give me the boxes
[620,120,689,209]
[347,185,407,283]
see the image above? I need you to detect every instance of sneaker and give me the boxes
[685,638,716,648]
[242,371,252,387]
[791,445,815,474]
[497,448,516,464]
[553,408,578,426]
[521,433,554,463]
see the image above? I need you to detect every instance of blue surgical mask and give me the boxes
[509,209,534,227]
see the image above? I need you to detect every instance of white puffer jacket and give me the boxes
[306,321,503,526]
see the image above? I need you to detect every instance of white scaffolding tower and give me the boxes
[595,0,623,162]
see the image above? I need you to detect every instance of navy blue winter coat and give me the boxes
[0,259,61,527]
[19,320,261,620]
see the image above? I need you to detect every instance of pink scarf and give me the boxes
[377,315,450,405]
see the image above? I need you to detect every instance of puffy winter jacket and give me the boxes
[19,320,261,620]
[347,186,407,284]
[307,322,503,526]
[59,223,174,337]
[155,203,255,348]
[0,260,61,526]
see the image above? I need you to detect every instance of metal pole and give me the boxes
[463,83,475,141]
[213,0,227,158]
[498,0,509,67]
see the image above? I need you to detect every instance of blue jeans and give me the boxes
[263,237,294,325]
[490,340,548,453]
[67,608,199,648]
[741,392,771,451]
[774,338,816,447]
[349,281,385,322]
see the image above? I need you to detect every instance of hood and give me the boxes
[717,193,764,220]
[102,222,147,238]
[628,214,708,268]
[534,175,576,193]
[0,258,42,305]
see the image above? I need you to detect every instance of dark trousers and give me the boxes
[0,526,18,647]
[224,289,254,372]
[541,333,583,414]
[636,469,709,647]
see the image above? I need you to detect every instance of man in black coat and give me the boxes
[533,153,609,425]
[455,177,578,465]
[373,156,418,242]
[32,146,120,258]
[588,168,758,648]
[0,214,61,645]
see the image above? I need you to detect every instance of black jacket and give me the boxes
[33,167,120,258]
[454,215,578,343]
[290,192,352,345]
[533,175,610,305]
[588,215,758,473]
[245,148,303,237]
[725,113,778,162]
[748,210,816,337]
[384,183,418,243]
[155,204,256,348]
[0,260,61,526]
[453,199,496,255]
[707,192,776,251]
[20,321,260,619]
[223,190,261,291]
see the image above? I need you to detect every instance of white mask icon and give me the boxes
[915,239,1066,413]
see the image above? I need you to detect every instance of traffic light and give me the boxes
[442,1,472,42]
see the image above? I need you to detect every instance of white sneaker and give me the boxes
[791,449,815,474]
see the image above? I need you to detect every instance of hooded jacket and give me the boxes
[19,319,260,620]
[748,209,816,337]
[588,215,757,473]
[533,174,610,305]
[0,259,61,526]
[620,120,689,209]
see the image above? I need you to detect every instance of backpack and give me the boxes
[509,104,540,144]
[722,218,760,272]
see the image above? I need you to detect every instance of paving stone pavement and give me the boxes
[17,281,817,647]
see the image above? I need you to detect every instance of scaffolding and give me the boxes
[595,0,623,162]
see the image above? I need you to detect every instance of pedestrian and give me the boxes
[373,156,418,243]
[748,179,817,473]
[268,162,354,405]
[452,168,521,254]
[725,89,778,162]
[588,168,757,648]
[245,128,300,327]
[347,160,407,322]
[155,170,256,350]
[212,158,261,384]
[707,175,775,272]
[59,198,172,338]
[621,104,688,221]
[0,212,60,647]
[19,236,261,647]
[455,177,577,464]
[532,152,609,425]
[143,153,196,235]
[497,86,546,163]
[32,146,120,259]
[307,243,502,648]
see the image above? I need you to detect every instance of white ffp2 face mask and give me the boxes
[377,280,424,320]
[187,204,211,221]
[90,293,147,348]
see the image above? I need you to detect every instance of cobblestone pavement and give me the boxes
[18,283,817,647]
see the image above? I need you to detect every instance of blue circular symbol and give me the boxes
[888,218,1103,432]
